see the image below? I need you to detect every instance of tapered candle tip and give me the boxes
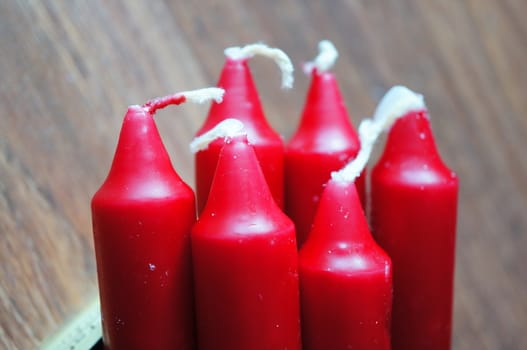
[332,85,427,183]
[224,43,294,89]
[303,40,339,74]
[190,118,245,153]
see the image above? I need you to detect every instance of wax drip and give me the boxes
[224,43,294,89]
[303,40,339,75]
[190,118,245,153]
[331,85,428,183]
[142,87,225,115]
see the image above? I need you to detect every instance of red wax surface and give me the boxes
[299,178,392,350]
[195,57,284,213]
[192,135,301,350]
[371,110,458,350]
[92,106,195,349]
[286,70,363,247]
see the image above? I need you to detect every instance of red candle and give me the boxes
[370,86,458,350]
[286,40,363,247]
[191,120,301,350]
[92,88,224,349]
[299,116,392,350]
[195,43,293,213]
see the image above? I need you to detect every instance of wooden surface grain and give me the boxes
[1,1,526,349]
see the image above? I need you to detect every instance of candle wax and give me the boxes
[300,178,392,349]
[195,58,284,213]
[286,70,364,247]
[371,110,458,350]
[192,135,301,350]
[92,106,195,349]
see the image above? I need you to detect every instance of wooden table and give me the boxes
[1,1,526,349]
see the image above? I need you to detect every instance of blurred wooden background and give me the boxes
[1,1,526,349]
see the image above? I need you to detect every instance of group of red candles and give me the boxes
[92,41,458,350]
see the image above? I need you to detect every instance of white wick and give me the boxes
[303,40,339,75]
[142,87,225,115]
[331,119,381,183]
[224,43,294,89]
[331,85,427,183]
[190,118,245,153]
[372,85,426,130]
[181,87,225,104]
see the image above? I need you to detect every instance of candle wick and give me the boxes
[303,40,339,75]
[372,85,427,129]
[331,85,428,183]
[331,119,381,183]
[143,94,186,114]
[224,43,294,89]
[142,87,225,115]
[190,118,246,153]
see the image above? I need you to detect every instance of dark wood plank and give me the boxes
[0,1,525,348]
